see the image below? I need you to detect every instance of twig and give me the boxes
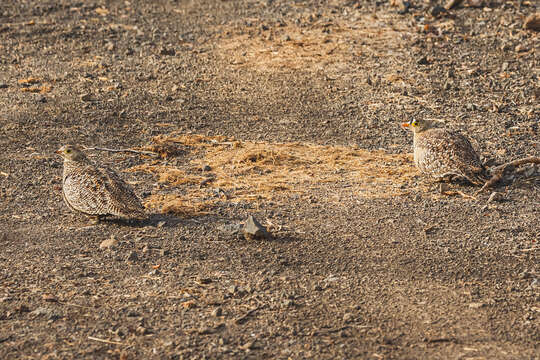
[476,156,540,195]
[87,336,125,345]
[234,306,261,324]
[491,156,540,173]
[83,146,159,157]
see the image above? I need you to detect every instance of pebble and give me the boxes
[342,313,354,323]
[282,299,295,307]
[202,164,212,172]
[397,1,410,14]
[197,276,212,284]
[99,236,118,249]
[431,5,447,17]
[126,251,138,262]
[80,93,94,102]
[212,307,223,317]
[444,0,463,10]
[487,192,503,204]
[160,47,175,56]
[417,56,430,65]
[467,0,484,7]
[468,302,485,309]
[243,216,271,240]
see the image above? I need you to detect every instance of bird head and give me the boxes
[55,145,87,162]
[401,118,434,133]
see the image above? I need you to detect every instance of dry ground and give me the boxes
[0,0,539,359]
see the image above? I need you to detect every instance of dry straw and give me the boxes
[128,134,417,216]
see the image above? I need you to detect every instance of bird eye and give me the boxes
[66,149,71,153]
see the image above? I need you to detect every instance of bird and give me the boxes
[402,119,489,185]
[56,144,146,222]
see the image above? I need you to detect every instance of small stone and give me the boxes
[524,13,540,32]
[466,0,484,7]
[160,47,175,56]
[31,307,51,316]
[198,326,213,335]
[444,0,463,10]
[282,299,295,307]
[157,221,166,228]
[243,216,270,240]
[42,294,57,302]
[431,5,447,17]
[136,326,148,335]
[239,341,255,350]
[171,84,179,92]
[211,307,223,317]
[417,56,430,65]
[487,192,503,203]
[105,42,115,51]
[501,62,509,71]
[468,302,484,309]
[514,44,527,53]
[100,236,118,249]
[197,276,212,284]
[281,34,291,41]
[465,103,476,111]
[159,249,169,256]
[342,313,354,323]
[202,164,212,172]
[80,93,94,102]
[260,24,269,31]
[228,285,238,294]
[438,183,449,194]
[398,1,410,14]
[126,251,138,262]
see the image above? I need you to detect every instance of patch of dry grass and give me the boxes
[129,134,417,216]
[215,12,413,72]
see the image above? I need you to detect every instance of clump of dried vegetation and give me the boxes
[128,134,417,216]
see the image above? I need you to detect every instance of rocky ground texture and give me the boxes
[0,0,538,359]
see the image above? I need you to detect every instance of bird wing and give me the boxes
[63,167,113,216]
[420,129,486,183]
[97,165,145,217]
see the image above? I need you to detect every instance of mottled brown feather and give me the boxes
[58,145,145,219]
[406,121,488,185]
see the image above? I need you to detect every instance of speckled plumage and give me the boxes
[56,145,145,220]
[403,119,488,185]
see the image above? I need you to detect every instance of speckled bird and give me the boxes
[56,144,146,221]
[402,119,489,185]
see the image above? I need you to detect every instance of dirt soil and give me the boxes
[0,0,539,359]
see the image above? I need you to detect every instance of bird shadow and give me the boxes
[103,213,182,228]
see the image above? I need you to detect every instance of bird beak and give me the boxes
[401,122,410,128]
[55,149,62,155]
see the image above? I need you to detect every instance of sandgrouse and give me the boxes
[402,119,489,185]
[56,144,146,221]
